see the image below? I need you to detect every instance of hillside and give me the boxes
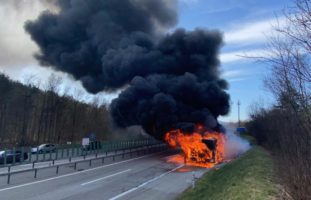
[0,73,111,147]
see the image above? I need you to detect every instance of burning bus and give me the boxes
[164,125,226,168]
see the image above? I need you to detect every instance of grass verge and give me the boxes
[178,146,279,200]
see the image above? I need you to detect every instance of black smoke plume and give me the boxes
[25,0,230,140]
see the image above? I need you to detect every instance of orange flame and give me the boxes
[164,125,226,168]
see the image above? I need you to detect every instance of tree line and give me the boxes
[0,73,113,147]
[246,1,310,199]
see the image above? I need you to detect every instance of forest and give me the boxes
[0,73,116,147]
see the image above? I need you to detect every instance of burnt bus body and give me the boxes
[202,138,217,163]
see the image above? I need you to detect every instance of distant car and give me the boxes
[0,150,28,164]
[31,144,56,154]
[236,127,247,134]
[82,141,102,151]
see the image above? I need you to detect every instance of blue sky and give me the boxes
[176,0,291,122]
[0,0,292,123]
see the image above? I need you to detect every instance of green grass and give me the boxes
[178,146,278,200]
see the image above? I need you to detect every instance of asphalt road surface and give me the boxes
[0,150,211,200]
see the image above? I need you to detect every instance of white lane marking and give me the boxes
[81,169,131,186]
[0,151,165,192]
[109,165,184,200]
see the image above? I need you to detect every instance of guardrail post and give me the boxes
[56,165,59,174]
[7,173,10,184]
[34,169,38,178]
[52,160,55,165]
[74,162,77,170]
[69,157,71,163]
[102,157,105,164]
[89,159,92,167]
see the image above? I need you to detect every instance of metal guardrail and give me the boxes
[1,143,168,184]
[0,139,160,167]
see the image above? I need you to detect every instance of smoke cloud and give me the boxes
[25,0,230,140]
[25,0,177,92]
[224,132,251,159]
[111,72,229,140]
[221,123,250,159]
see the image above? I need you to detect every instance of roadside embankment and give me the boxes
[179,146,279,200]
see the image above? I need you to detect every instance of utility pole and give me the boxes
[237,100,241,127]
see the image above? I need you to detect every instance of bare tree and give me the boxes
[248,1,311,199]
[70,89,84,141]
[45,73,63,93]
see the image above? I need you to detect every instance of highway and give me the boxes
[0,150,210,200]
[0,147,149,174]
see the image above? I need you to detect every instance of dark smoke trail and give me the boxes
[25,0,177,92]
[25,0,230,140]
